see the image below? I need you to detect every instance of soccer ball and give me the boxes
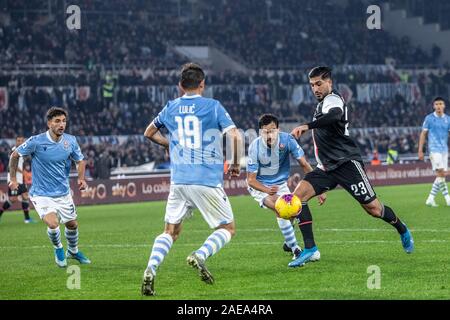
[275,193,302,219]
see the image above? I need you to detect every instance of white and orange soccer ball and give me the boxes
[275,193,302,219]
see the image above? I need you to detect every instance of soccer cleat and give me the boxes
[282,242,291,253]
[292,247,302,260]
[141,269,155,296]
[288,246,319,268]
[66,250,91,264]
[400,225,414,254]
[309,250,321,262]
[425,197,438,207]
[24,218,37,224]
[54,247,67,268]
[186,253,214,284]
[445,196,450,207]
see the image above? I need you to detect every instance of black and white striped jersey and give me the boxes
[311,91,362,171]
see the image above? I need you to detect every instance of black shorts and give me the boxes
[304,160,377,204]
[8,184,28,197]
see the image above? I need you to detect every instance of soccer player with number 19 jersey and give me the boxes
[141,63,242,296]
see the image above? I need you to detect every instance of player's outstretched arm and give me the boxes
[291,108,343,139]
[8,150,20,191]
[76,160,88,190]
[418,130,427,161]
[144,122,169,149]
[297,156,313,174]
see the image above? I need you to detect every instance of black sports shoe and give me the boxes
[141,269,155,296]
[187,253,214,284]
[293,247,302,260]
[282,242,291,253]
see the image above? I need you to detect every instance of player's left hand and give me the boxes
[228,164,241,177]
[317,193,326,205]
[291,125,309,139]
[78,179,88,191]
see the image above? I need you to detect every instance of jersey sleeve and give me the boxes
[422,116,430,131]
[246,141,259,173]
[216,103,236,134]
[322,94,344,114]
[70,138,84,161]
[153,103,169,129]
[16,136,37,156]
[288,134,305,159]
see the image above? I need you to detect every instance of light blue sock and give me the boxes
[277,217,300,253]
[147,233,173,275]
[195,229,231,261]
[47,227,63,249]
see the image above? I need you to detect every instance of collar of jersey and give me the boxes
[433,112,445,118]
[260,134,279,150]
[46,131,64,144]
[181,94,201,99]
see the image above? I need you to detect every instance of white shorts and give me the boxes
[248,182,291,209]
[430,152,448,171]
[165,184,234,229]
[30,194,77,224]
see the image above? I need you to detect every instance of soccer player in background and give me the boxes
[246,114,325,261]
[8,107,91,267]
[289,66,414,268]
[141,63,242,296]
[418,97,450,207]
[0,136,35,223]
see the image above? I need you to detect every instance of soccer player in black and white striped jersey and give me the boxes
[288,66,414,267]
[0,136,35,224]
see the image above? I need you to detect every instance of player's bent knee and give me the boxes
[294,180,316,202]
[217,223,235,237]
[362,200,382,218]
[65,220,78,229]
[436,169,446,178]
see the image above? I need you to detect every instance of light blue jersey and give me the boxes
[16,131,84,197]
[422,112,450,153]
[153,94,235,187]
[247,132,304,185]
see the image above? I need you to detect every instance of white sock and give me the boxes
[429,178,440,198]
[47,227,63,249]
[147,233,173,275]
[195,229,232,261]
[277,217,300,253]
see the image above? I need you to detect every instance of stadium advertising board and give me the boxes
[0,163,435,209]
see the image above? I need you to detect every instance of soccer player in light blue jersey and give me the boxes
[419,97,450,207]
[247,114,325,262]
[141,63,242,296]
[8,107,91,267]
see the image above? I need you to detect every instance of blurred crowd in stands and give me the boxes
[1,0,444,68]
[1,0,450,176]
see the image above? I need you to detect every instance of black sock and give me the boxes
[0,200,12,216]
[22,201,30,220]
[381,205,407,234]
[298,203,316,249]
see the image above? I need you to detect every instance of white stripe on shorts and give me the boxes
[351,160,375,197]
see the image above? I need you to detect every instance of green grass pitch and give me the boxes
[0,183,449,300]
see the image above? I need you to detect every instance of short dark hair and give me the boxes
[433,96,445,104]
[180,63,205,90]
[308,66,332,80]
[46,107,68,121]
[258,114,279,129]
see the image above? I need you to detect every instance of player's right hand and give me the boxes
[267,185,279,195]
[418,151,424,161]
[291,125,309,139]
[8,180,19,191]
[228,163,241,177]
